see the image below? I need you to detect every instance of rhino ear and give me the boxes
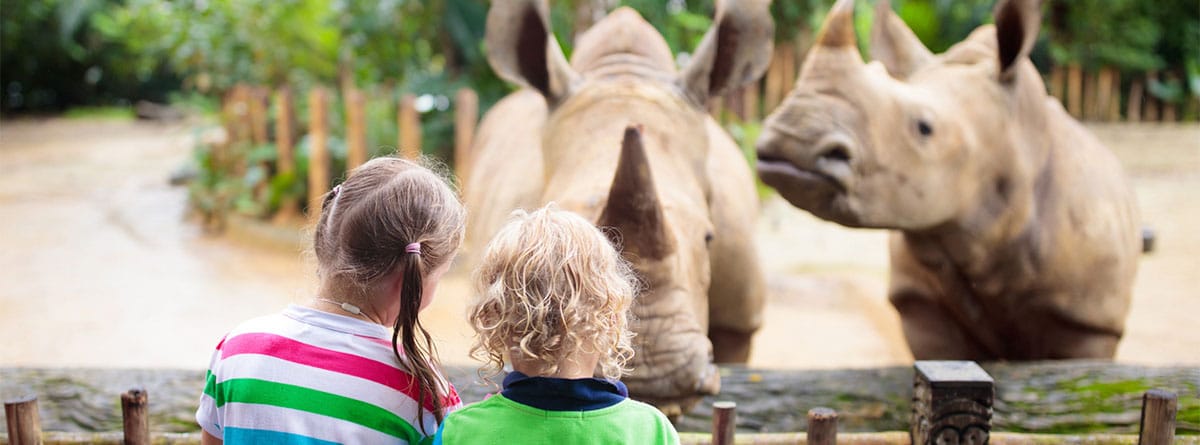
[485,0,577,101]
[870,0,933,79]
[993,0,1042,82]
[598,126,675,260]
[678,0,774,107]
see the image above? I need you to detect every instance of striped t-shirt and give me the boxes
[197,305,461,444]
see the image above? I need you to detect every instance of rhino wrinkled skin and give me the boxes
[466,0,772,414]
[756,0,1140,360]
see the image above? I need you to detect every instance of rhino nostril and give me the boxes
[818,144,852,163]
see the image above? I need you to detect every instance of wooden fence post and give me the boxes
[807,407,838,445]
[763,45,786,113]
[1108,70,1122,121]
[780,41,798,97]
[454,88,478,186]
[711,401,736,445]
[121,389,149,445]
[1067,64,1083,118]
[345,86,368,172]
[1144,71,1160,122]
[399,94,422,160]
[1048,65,1065,105]
[1138,389,1177,445]
[308,88,330,219]
[4,395,42,445]
[249,87,270,145]
[1127,80,1144,122]
[1096,68,1115,122]
[911,361,993,445]
[709,96,725,121]
[744,81,760,122]
[274,87,299,219]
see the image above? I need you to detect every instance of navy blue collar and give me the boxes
[501,371,629,411]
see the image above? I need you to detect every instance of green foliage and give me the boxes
[62,106,134,120]
[0,0,179,111]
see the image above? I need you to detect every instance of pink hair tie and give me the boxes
[405,242,421,255]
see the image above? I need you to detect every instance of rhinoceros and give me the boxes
[755,0,1140,360]
[464,0,772,413]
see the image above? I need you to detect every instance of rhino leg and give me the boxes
[890,291,992,360]
[704,120,766,364]
[1015,307,1121,359]
[709,327,754,363]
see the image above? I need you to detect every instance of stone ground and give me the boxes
[0,118,1197,371]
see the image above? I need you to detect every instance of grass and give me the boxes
[62,106,135,120]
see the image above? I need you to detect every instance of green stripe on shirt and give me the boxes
[212,377,423,443]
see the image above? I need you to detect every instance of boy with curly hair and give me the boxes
[434,205,679,444]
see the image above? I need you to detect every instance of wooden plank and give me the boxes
[120,389,148,445]
[1127,80,1144,122]
[307,88,330,220]
[344,86,368,171]
[744,80,760,122]
[1108,70,1122,121]
[248,87,269,145]
[1097,68,1115,122]
[1048,65,1065,104]
[1144,72,1160,121]
[1067,64,1083,118]
[1084,70,1101,120]
[454,88,478,187]
[1138,390,1177,445]
[273,88,299,220]
[398,94,422,160]
[4,395,41,445]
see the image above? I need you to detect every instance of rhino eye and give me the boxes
[916,119,934,137]
[704,232,714,244]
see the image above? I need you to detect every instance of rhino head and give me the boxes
[756,0,1046,231]
[484,0,772,414]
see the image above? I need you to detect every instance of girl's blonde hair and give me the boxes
[469,205,637,381]
[312,156,465,431]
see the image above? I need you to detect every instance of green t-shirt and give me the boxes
[433,394,679,445]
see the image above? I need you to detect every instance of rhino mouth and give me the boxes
[756,155,847,194]
[757,154,864,226]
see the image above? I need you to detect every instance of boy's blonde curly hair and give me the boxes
[469,205,637,381]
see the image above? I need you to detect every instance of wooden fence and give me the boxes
[217,84,480,222]
[711,43,1196,125]
[2,361,1188,445]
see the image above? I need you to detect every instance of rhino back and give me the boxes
[464,90,548,260]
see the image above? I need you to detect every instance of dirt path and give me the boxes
[0,118,1196,370]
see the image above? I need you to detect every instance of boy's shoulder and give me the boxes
[438,395,679,444]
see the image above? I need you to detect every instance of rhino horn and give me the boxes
[598,125,675,260]
[815,0,858,49]
[870,0,933,78]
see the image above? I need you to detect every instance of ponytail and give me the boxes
[392,243,445,433]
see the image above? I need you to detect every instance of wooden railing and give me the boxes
[3,361,1188,445]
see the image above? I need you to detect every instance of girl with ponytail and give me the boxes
[198,156,467,444]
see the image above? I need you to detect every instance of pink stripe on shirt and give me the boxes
[221,333,459,411]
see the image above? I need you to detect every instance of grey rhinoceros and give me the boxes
[755,0,1140,360]
[465,0,772,414]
